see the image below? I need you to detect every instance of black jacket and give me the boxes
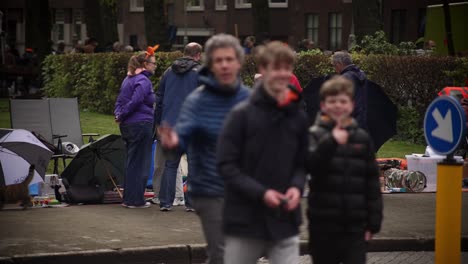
[217,83,308,241]
[341,64,368,130]
[307,113,382,234]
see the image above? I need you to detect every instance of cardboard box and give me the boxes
[406,155,463,192]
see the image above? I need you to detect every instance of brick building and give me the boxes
[0,0,464,54]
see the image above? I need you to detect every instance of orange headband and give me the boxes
[145,44,160,59]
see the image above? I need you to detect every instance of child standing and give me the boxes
[307,76,383,264]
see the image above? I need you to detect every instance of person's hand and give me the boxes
[332,124,348,145]
[114,116,120,124]
[365,230,373,241]
[284,187,301,211]
[158,123,179,149]
[263,189,286,208]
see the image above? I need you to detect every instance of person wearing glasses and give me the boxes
[114,46,158,208]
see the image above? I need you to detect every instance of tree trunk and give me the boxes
[442,0,455,56]
[24,0,51,63]
[352,0,383,41]
[144,0,169,51]
[84,0,118,50]
[252,0,270,44]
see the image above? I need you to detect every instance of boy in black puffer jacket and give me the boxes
[307,76,383,264]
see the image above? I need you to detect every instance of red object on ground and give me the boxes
[376,158,408,170]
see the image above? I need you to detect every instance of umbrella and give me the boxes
[61,134,125,197]
[303,76,397,151]
[0,129,53,186]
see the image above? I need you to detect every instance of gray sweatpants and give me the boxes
[191,197,225,264]
[224,235,299,264]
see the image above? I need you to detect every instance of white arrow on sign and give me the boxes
[431,108,453,143]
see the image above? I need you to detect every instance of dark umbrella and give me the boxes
[61,134,126,197]
[303,76,397,151]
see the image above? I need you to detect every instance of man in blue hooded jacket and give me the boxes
[153,42,202,211]
[159,34,250,264]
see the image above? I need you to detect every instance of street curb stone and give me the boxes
[1,238,467,264]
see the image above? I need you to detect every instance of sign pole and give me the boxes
[424,96,465,264]
[435,156,462,264]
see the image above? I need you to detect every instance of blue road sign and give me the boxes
[424,96,466,156]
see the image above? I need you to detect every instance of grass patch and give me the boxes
[1,98,426,161]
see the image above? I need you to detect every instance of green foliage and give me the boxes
[43,51,463,143]
[444,58,468,86]
[394,106,425,144]
[43,51,182,114]
[351,31,419,56]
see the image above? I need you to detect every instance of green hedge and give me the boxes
[43,52,468,143]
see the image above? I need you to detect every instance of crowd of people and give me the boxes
[114,33,383,264]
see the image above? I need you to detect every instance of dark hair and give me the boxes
[320,76,354,102]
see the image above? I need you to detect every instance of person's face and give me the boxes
[333,62,344,74]
[320,93,354,123]
[260,61,293,96]
[210,47,241,87]
[144,56,157,74]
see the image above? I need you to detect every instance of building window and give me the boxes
[269,0,288,8]
[391,9,406,44]
[73,9,84,42]
[306,14,319,43]
[52,9,65,42]
[329,12,342,51]
[215,0,227,11]
[235,0,251,9]
[130,0,144,12]
[187,0,204,11]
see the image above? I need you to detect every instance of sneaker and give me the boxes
[160,206,172,212]
[185,207,195,212]
[149,197,160,205]
[125,202,151,209]
[172,197,185,206]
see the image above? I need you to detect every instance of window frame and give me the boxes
[306,13,319,44]
[269,0,288,8]
[215,0,227,11]
[187,0,205,12]
[328,12,343,50]
[129,0,144,12]
[235,0,252,9]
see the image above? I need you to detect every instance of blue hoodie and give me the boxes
[154,57,201,127]
[114,71,155,125]
[175,67,250,197]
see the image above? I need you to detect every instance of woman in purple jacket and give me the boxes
[114,51,156,208]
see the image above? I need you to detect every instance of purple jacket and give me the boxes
[114,70,155,125]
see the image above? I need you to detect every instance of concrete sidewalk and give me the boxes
[0,193,467,264]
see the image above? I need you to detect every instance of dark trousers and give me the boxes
[158,150,193,208]
[120,121,153,206]
[309,231,367,264]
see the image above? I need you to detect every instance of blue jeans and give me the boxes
[120,121,153,206]
[159,151,192,208]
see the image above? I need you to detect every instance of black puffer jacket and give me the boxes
[307,113,382,234]
[218,84,308,241]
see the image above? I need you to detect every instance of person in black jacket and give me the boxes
[332,51,368,131]
[218,42,308,264]
[307,76,383,264]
